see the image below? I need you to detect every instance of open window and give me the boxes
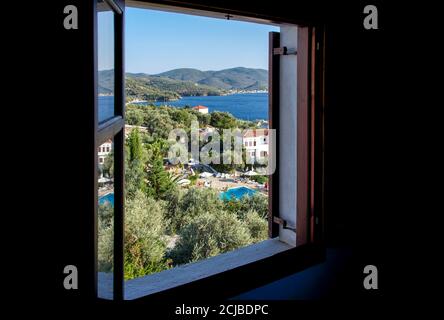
[93,0,325,301]
[95,0,125,300]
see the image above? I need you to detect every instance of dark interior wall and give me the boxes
[45,0,97,303]
[322,1,393,298]
[232,248,353,300]
[11,0,400,306]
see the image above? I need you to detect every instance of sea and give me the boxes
[99,93,269,122]
[98,95,115,123]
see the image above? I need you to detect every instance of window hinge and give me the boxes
[273,47,297,55]
[273,216,296,233]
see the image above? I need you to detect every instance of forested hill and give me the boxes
[156,67,268,91]
[98,67,268,102]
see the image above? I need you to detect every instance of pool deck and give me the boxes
[98,186,113,198]
[195,176,267,195]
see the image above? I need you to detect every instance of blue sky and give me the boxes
[124,8,279,74]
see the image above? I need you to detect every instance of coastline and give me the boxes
[224,90,268,95]
[126,99,148,104]
[126,91,268,105]
[125,92,269,121]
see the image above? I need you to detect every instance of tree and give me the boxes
[125,158,146,200]
[126,108,144,126]
[124,190,169,279]
[127,128,143,162]
[169,211,252,265]
[244,210,268,243]
[102,151,114,178]
[97,203,114,272]
[125,129,146,200]
[98,202,113,229]
[167,107,197,129]
[249,175,268,185]
[174,187,224,230]
[210,139,247,173]
[210,111,238,131]
[194,110,211,127]
[145,142,175,200]
[98,220,114,273]
[163,187,184,234]
[224,193,268,220]
[144,109,175,139]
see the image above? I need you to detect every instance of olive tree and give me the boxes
[243,209,268,243]
[124,190,169,279]
[169,211,252,265]
[173,187,225,230]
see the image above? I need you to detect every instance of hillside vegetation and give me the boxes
[98,67,268,102]
[156,67,268,91]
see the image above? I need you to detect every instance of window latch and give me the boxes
[273,216,296,233]
[273,47,297,55]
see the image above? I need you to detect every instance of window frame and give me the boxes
[91,0,326,301]
[94,0,125,300]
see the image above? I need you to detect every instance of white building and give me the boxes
[193,105,209,114]
[242,129,269,163]
[98,139,113,164]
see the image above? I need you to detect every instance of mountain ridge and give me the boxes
[154,67,268,90]
[99,67,268,102]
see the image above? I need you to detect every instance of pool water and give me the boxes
[219,187,257,201]
[99,189,257,204]
[99,193,114,206]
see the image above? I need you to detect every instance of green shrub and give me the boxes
[244,210,268,243]
[224,193,268,219]
[98,202,113,229]
[163,187,184,234]
[169,211,252,265]
[174,187,224,230]
[98,220,114,273]
[188,174,198,186]
[249,175,268,185]
[98,190,170,279]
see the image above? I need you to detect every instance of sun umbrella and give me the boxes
[98,177,112,183]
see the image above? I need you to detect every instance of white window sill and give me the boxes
[124,238,293,300]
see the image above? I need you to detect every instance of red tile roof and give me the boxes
[193,105,208,110]
[242,129,269,138]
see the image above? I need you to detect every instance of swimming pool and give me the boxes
[219,186,257,201]
[99,193,114,206]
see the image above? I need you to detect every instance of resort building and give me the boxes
[98,139,113,164]
[242,129,269,163]
[193,105,209,114]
